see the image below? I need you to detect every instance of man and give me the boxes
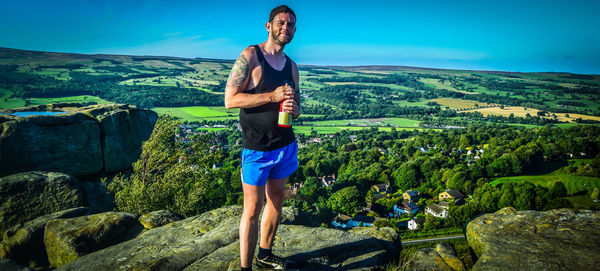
[224,5,300,271]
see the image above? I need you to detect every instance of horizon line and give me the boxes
[1,46,598,76]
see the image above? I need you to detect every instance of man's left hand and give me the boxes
[282,99,300,119]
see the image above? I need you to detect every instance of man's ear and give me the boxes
[265,22,271,32]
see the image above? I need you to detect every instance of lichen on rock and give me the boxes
[466,207,600,271]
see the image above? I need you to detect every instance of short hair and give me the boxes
[269,5,296,23]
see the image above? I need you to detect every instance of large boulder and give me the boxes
[57,206,399,271]
[0,207,92,269]
[466,207,600,271]
[0,258,32,271]
[0,110,102,176]
[0,172,86,239]
[79,180,114,212]
[44,211,141,268]
[0,103,158,177]
[404,242,466,271]
[138,210,183,230]
[94,104,158,172]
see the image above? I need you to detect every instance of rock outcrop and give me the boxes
[0,258,32,271]
[56,206,399,271]
[0,103,158,177]
[0,207,92,269]
[405,242,466,271]
[44,212,142,268]
[138,210,183,230]
[0,172,86,239]
[466,207,600,271]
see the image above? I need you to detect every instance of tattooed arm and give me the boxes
[224,47,293,109]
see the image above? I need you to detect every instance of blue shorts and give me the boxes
[241,141,299,186]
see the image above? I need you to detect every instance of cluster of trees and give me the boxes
[106,116,600,234]
[286,125,600,226]
[105,116,241,216]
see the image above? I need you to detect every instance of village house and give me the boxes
[403,190,421,202]
[372,193,386,202]
[439,190,465,201]
[371,183,391,194]
[426,203,448,218]
[309,137,323,144]
[352,215,375,227]
[408,217,425,230]
[321,174,336,187]
[402,200,419,214]
[391,204,405,217]
[290,182,303,194]
[331,214,353,229]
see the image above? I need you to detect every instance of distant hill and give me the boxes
[1,47,599,127]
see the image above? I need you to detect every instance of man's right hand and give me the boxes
[271,83,294,103]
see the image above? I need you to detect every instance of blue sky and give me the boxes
[1,0,599,74]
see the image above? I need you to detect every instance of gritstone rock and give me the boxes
[44,212,141,268]
[0,207,92,269]
[138,210,183,230]
[0,103,158,177]
[466,207,600,271]
[56,205,399,271]
[404,242,466,271]
[0,172,86,239]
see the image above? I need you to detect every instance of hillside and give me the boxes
[1,47,599,134]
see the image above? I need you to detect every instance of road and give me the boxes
[401,234,465,244]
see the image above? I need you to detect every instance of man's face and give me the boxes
[268,12,296,45]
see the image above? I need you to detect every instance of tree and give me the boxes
[591,188,599,200]
[423,214,442,231]
[300,177,327,202]
[106,115,228,217]
[551,182,567,198]
[393,162,419,190]
[327,186,363,215]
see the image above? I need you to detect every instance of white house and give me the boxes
[408,217,425,230]
[426,203,448,218]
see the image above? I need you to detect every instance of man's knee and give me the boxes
[243,201,263,220]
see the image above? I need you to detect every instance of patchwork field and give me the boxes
[419,78,479,94]
[430,98,496,110]
[153,106,238,122]
[1,47,599,130]
[306,118,421,127]
[463,106,600,123]
[0,89,111,109]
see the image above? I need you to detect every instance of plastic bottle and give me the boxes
[278,81,294,128]
[278,99,292,127]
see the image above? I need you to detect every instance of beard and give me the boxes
[271,29,293,45]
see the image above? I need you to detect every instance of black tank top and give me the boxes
[239,45,295,151]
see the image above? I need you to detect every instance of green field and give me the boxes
[566,196,600,209]
[306,118,421,128]
[0,89,111,109]
[153,106,238,122]
[491,160,600,194]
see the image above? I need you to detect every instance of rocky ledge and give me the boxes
[0,103,157,177]
[466,207,600,271]
[57,205,399,270]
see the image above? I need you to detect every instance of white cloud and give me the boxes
[91,35,240,59]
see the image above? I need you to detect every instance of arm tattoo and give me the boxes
[226,54,249,88]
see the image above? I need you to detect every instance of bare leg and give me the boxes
[240,183,265,268]
[260,177,287,250]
